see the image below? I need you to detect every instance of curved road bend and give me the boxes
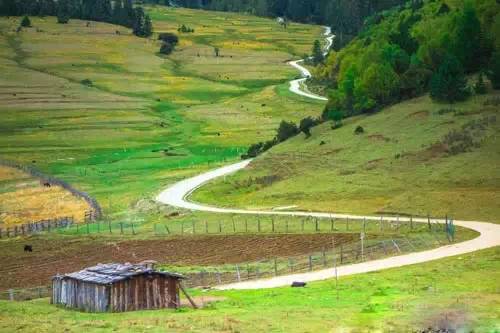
[287,26,334,101]
[156,160,500,290]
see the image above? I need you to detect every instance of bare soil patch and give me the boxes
[0,233,356,290]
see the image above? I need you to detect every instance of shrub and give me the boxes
[57,14,69,24]
[81,79,92,86]
[299,117,318,138]
[158,32,179,45]
[178,24,194,33]
[354,126,365,135]
[159,42,174,55]
[20,16,32,27]
[276,121,299,142]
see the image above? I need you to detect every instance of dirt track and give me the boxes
[0,233,355,290]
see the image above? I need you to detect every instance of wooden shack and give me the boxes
[51,262,185,312]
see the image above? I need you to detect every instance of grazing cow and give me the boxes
[291,281,306,288]
[43,182,51,187]
[24,245,33,252]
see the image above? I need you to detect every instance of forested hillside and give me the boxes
[317,0,499,119]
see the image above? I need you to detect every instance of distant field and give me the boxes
[193,91,500,222]
[0,9,323,219]
[0,165,89,225]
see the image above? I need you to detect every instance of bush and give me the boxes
[354,126,364,135]
[81,79,92,86]
[158,32,179,45]
[57,14,70,24]
[159,42,174,55]
[299,117,318,138]
[178,24,194,33]
[276,121,299,142]
[20,16,31,27]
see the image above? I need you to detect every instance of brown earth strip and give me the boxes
[0,233,356,290]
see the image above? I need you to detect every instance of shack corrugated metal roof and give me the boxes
[55,263,184,284]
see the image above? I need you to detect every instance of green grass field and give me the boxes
[0,247,498,332]
[0,8,324,218]
[193,90,500,223]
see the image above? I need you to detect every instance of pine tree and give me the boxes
[20,16,32,27]
[57,0,71,24]
[312,39,324,65]
[430,54,469,102]
[487,50,500,90]
[143,14,153,37]
[452,1,482,73]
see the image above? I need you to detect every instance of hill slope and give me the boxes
[192,90,500,222]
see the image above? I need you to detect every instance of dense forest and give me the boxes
[0,0,153,37]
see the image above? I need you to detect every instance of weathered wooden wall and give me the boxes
[52,277,109,312]
[109,274,179,312]
[52,274,180,312]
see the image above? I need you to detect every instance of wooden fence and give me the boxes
[0,216,74,238]
[0,233,451,301]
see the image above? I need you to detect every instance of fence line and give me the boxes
[1,233,451,301]
[0,216,75,239]
[0,159,102,220]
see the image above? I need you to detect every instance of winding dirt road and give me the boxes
[156,160,500,290]
[156,27,500,289]
[287,26,333,101]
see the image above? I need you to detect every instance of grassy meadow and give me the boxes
[0,247,498,332]
[0,8,324,220]
[0,165,89,224]
[193,90,500,223]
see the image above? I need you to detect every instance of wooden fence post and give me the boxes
[315,219,319,232]
[322,248,327,267]
[271,218,275,233]
[6,228,10,238]
[286,220,289,233]
[363,218,366,233]
[274,258,278,276]
[245,219,248,233]
[131,223,136,235]
[120,222,123,234]
[86,222,90,234]
[165,224,170,234]
[218,221,222,234]
[8,289,14,301]
[205,221,208,234]
[346,217,349,231]
[308,256,313,271]
[236,265,241,282]
[288,258,293,273]
[340,244,344,264]
[301,219,304,232]
[108,220,112,234]
[331,218,334,231]
[410,216,413,229]
[232,217,236,233]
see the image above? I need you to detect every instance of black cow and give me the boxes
[24,245,33,252]
[43,182,51,187]
[291,281,306,288]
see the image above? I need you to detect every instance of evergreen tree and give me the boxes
[143,14,153,37]
[452,1,482,73]
[276,120,299,142]
[312,39,324,65]
[430,54,469,102]
[487,50,500,90]
[20,15,32,27]
[474,72,487,94]
[57,0,71,24]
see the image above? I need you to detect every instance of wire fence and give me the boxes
[31,215,455,238]
[0,231,454,301]
[0,216,75,238]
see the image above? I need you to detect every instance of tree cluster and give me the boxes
[0,0,153,38]
[158,32,179,55]
[318,0,499,122]
[242,117,321,159]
